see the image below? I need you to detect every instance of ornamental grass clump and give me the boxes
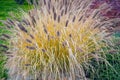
[3,0,120,80]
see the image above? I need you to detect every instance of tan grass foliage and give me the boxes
[4,0,120,80]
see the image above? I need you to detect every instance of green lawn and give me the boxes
[0,0,32,20]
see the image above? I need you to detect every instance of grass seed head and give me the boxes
[4,0,119,80]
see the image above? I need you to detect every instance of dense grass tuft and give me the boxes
[1,0,120,80]
[0,0,32,79]
[4,0,120,80]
